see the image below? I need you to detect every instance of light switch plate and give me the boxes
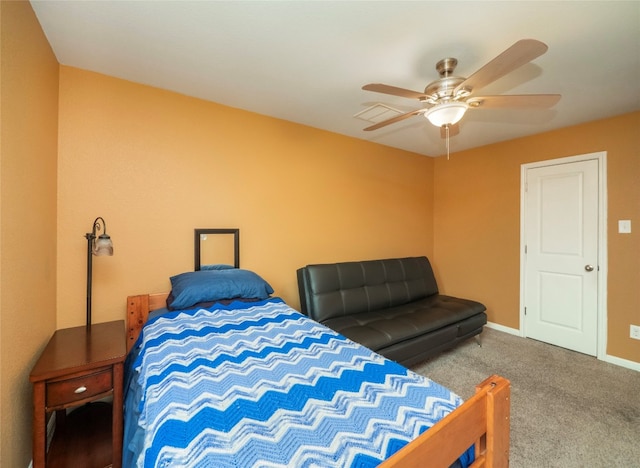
[618,220,631,234]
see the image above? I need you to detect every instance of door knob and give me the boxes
[585,265,594,272]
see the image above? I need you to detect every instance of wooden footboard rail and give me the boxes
[380,374,510,468]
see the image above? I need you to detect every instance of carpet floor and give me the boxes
[411,328,640,467]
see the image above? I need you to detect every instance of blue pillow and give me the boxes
[167,269,274,310]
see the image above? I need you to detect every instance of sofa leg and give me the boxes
[475,334,482,347]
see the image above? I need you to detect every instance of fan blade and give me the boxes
[363,109,424,131]
[454,39,549,95]
[468,94,561,109]
[362,83,427,100]
[440,123,460,139]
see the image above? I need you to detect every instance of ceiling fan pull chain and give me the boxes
[445,125,450,160]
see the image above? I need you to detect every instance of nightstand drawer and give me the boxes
[46,368,113,408]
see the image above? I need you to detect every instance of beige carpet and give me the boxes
[411,328,640,468]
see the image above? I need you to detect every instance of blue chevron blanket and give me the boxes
[123,298,473,468]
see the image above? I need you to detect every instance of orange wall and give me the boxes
[433,112,640,364]
[57,66,640,365]
[1,1,59,466]
[57,66,435,328]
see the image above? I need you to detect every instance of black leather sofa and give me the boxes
[297,256,487,367]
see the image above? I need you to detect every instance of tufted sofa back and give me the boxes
[297,256,438,323]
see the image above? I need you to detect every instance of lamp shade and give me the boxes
[425,102,469,127]
[93,234,113,256]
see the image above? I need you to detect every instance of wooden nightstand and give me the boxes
[30,320,126,468]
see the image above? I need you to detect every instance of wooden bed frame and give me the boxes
[126,293,510,468]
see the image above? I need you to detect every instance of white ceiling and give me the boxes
[30,1,640,157]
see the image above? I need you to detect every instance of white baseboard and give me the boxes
[486,321,639,372]
[47,411,56,450]
[602,353,640,372]
[485,321,522,336]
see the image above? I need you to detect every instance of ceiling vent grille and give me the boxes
[354,103,404,123]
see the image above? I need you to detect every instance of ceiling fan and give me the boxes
[361,39,560,138]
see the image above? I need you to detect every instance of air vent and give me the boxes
[354,103,404,123]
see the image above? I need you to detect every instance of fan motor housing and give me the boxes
[424,76,466,102]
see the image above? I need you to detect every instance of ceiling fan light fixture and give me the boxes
[425,102,469,127]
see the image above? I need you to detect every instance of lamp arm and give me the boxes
[92,217,107,237]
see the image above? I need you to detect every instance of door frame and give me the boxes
[519,151,608,360]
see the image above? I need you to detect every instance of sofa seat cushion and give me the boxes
[322,294,486,352]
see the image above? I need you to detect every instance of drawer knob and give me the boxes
[74,386,87,394]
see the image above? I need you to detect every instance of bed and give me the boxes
[124,230,509,467]
[124,291,509,467]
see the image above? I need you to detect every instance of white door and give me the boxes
[522,158,600,355]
